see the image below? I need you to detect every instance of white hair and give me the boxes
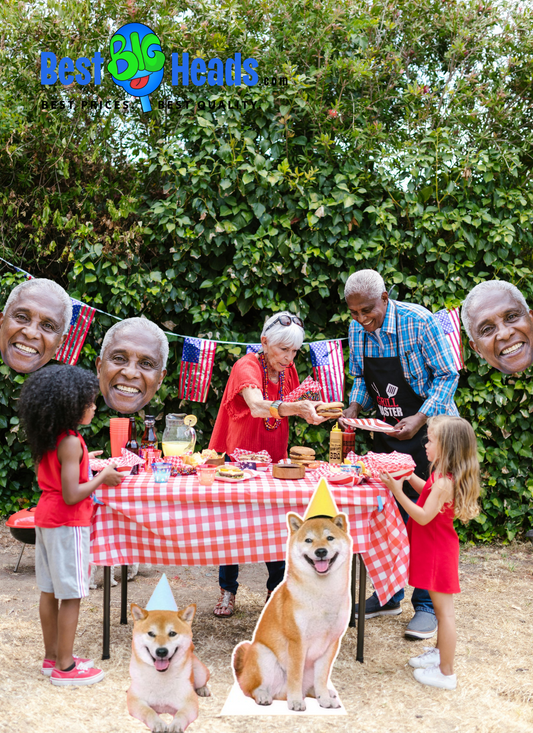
[261,311,304,349]
[344,269,386,300]
[3,278,72,334]
[100,317,169,368]
[461,281,530,340]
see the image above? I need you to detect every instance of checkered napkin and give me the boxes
[363,451,416,478]
[230,448,272,464]
[284,376,322,403]
[89,448,145,472]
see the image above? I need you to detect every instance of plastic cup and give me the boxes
[152,463,172,484]
[144,449,161,473]
[110,418,130,458]
[197,465,217,487]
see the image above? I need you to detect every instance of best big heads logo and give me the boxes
[376,383,403,419]
[40,23,259,113]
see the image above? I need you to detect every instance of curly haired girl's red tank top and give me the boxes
[35,430,93,528]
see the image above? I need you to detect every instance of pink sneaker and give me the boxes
[50,660,104,686]
[41,656,94,677]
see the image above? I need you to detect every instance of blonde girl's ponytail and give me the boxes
[427,416,481,523]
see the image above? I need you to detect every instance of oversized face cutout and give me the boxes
[468,291,533,374]
[96,328,167,413]
[0,290,67,373]
[345,291,389,332]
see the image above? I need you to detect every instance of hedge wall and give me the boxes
[1,0,533,540]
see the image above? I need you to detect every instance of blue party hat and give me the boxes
[145,573,178,612]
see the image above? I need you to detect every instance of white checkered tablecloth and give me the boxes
[90,473,409,605]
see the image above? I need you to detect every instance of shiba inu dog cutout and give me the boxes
[232,478,353,712]
[127,574,210,732]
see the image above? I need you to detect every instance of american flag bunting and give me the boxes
[55,299,96,365]
[309,339,345,402]
[179,337,217,402]
[434,307,464,370]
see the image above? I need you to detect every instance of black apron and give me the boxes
[363,312,429,500]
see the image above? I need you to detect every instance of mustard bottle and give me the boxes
[329,422,343,464]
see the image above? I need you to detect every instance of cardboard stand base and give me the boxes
[219,683,347,717]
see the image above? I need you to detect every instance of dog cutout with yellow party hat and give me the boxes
[224,477,352,716]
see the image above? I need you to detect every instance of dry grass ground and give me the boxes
[0,522,532,733]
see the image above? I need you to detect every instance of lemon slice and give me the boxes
[184,414,197,427]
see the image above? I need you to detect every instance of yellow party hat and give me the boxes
[303,477,339,520]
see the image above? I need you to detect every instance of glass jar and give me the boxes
[162,414,196,457]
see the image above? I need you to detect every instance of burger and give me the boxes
[216,466,244,479]
[289,446,316,465]
[316,402,344,419]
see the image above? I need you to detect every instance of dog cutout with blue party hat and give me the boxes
[145,573,178,611]
[127,573,211,731]
[224,477,352,716]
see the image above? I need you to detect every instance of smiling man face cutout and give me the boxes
[0,279,71,373]
[96,318,169,414]
[462,281,533,374]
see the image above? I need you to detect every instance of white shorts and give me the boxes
[35,525,90,599]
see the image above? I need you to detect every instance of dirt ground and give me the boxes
[0,522,532,733]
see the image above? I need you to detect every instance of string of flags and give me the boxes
[0,257,464,403]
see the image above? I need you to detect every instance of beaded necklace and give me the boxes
[258,352,285,431]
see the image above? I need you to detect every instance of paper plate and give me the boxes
[214,469,259,483]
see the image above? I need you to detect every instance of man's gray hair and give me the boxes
[344,269,386,300]
[3,278,72,334]
[461,281,530,340]
[100,317,169,368]
[261,311,304,350]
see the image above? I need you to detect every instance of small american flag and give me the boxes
[309,339,345,402]
[55,299,96,365]
[179,337,217,402]
[246,343,261,354]
[434,307,464,370]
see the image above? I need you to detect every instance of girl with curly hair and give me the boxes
[18,365,123,687]
[380,415,481,691]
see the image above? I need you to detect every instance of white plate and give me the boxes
[214,468,259,483]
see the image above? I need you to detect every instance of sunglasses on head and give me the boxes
[264,315,304,333]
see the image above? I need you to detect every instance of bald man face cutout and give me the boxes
[96,327,167,413]
[0,290,67,373]
[467,290,533,374]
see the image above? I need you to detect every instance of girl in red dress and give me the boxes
[381,416,480,690]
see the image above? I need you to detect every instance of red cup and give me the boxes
[110,418,130,458]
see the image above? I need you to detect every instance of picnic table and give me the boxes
[91,471,409,660]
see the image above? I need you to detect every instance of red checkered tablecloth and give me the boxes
[90,473,409,605]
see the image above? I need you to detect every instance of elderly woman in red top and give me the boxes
[209,311,326,617]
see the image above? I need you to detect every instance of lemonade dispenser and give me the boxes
[162,414,197,456]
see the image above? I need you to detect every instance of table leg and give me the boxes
[356,555,367,663]
[102,566,111,660]
[120,565,128,624]
[349,553,357,628]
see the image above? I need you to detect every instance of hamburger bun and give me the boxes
[316,402,344,418]
[290,446,316,459]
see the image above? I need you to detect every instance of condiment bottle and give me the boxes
[342,425,355,462]
[125,416,140,475]
[141,415,158,451]
[329,422,343,464]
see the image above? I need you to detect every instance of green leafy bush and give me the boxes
[1,0,532,539]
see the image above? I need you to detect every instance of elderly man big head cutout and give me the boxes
[0,279,72,373]
[461,281,533,375]
[96,317,168,414]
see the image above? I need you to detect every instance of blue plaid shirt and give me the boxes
[348,300,459,416]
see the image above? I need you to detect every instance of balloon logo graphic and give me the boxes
[108,23,164,112]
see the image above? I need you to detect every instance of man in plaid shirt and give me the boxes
[343,269,459,640]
